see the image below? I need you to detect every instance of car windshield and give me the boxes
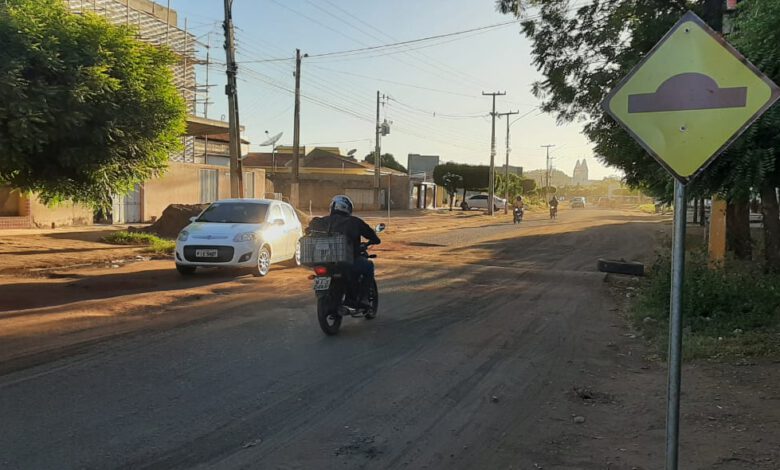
[196,202,269,224]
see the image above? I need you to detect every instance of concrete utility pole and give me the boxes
[223,0,243,198]
[541,144,555,204]
[375,91,381,196]
[374,91,387,209]
[483,91,506,216]
[291,48,304,208]
[497,110,519,214]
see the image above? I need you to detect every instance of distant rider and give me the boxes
[308,195,381,308]
[549,196,559,217]
[514,196,525,219]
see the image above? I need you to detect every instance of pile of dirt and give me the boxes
[133,204,208,239]
[133,203,311,239]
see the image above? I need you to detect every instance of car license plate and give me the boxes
[313,276,331,291]
[195,249,219,258]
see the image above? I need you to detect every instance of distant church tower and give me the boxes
[573,159,589,185]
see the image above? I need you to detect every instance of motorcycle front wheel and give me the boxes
[317,295,342,335]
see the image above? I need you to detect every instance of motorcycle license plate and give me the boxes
[313,276,331,291]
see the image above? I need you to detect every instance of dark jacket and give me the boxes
[308,213,381,258]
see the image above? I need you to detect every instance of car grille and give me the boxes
[183,245,235,263]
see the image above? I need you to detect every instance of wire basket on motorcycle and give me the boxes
[300,232,353,266]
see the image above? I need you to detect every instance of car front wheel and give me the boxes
[252,246,271,277]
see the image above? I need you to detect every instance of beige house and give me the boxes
[243,147,408,211]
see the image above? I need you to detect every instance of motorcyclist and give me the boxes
[514,196,524,221]
[308,195,381,308]
[549,195,559,217]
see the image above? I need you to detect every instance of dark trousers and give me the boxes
[350,257,375,301]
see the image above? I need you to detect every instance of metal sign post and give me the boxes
[601,11,780,470]
[665,179,686,469]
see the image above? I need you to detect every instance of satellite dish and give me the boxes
[347,149,357,156]
[260,132,283,147]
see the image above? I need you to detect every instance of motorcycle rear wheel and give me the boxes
[317,296,342,335]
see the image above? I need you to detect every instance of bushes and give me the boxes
[633,251,780,359]
[102,231,175,255]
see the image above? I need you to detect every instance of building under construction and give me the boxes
[0,0,265,229]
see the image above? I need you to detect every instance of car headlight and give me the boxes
[233,232,257,242]
[178,230,189,242]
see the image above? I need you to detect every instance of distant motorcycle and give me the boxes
[550,205,558,220]
[309,224,385,335]
[513,206,524,224]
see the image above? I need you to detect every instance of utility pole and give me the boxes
[375,90,381,203]
[291,48,304,208]
[541,144,555,204]
[223,0,243,198]
[374,91,387,209]
[483,91,506,215]
[497,110,519,214]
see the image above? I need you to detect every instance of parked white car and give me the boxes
[175,199,302,277]
[461,194,507,211]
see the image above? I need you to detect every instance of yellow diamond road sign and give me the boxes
[603,11,780,182]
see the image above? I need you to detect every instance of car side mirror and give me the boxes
[272,218,285,226]
[189,216,197,223]
[375,223,386,233]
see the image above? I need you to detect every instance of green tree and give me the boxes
[729,0,780,270]
[442,172,463,211]
[495,172,534,202]
[433,163,490,200]
[497,0,780,268]
[364,152,407,173]
[0,0,186,208]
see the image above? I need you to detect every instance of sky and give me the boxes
[170,0,619,179]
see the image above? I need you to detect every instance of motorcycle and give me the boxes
[550,205,558,220]
[513,206,524,224]
[310,223,386,335]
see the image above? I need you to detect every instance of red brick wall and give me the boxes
[0,197,32,229]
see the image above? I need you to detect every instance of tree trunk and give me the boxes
[760,185,780,272]
[693,198,699,224]
[726,200,752,260]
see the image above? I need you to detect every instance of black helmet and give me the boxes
[329,195,353,215]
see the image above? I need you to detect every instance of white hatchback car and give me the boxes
[175,199,302,277]
[461,194,507,211]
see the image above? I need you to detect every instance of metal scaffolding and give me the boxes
[65,0,205,163]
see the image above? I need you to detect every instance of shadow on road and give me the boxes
[0,266,267,313]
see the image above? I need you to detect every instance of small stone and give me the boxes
[491,396,499,403]
[573,416,586,424]
[111,264,120,268]
[642,316,657,325]
[733,328,744,335]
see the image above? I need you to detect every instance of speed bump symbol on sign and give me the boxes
[602,11,780,182]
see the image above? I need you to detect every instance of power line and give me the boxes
[309,21,518,59]
[235,16,518,63]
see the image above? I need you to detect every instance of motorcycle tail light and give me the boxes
[313,266,328,276]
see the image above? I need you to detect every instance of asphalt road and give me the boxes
[0,210,660,469]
